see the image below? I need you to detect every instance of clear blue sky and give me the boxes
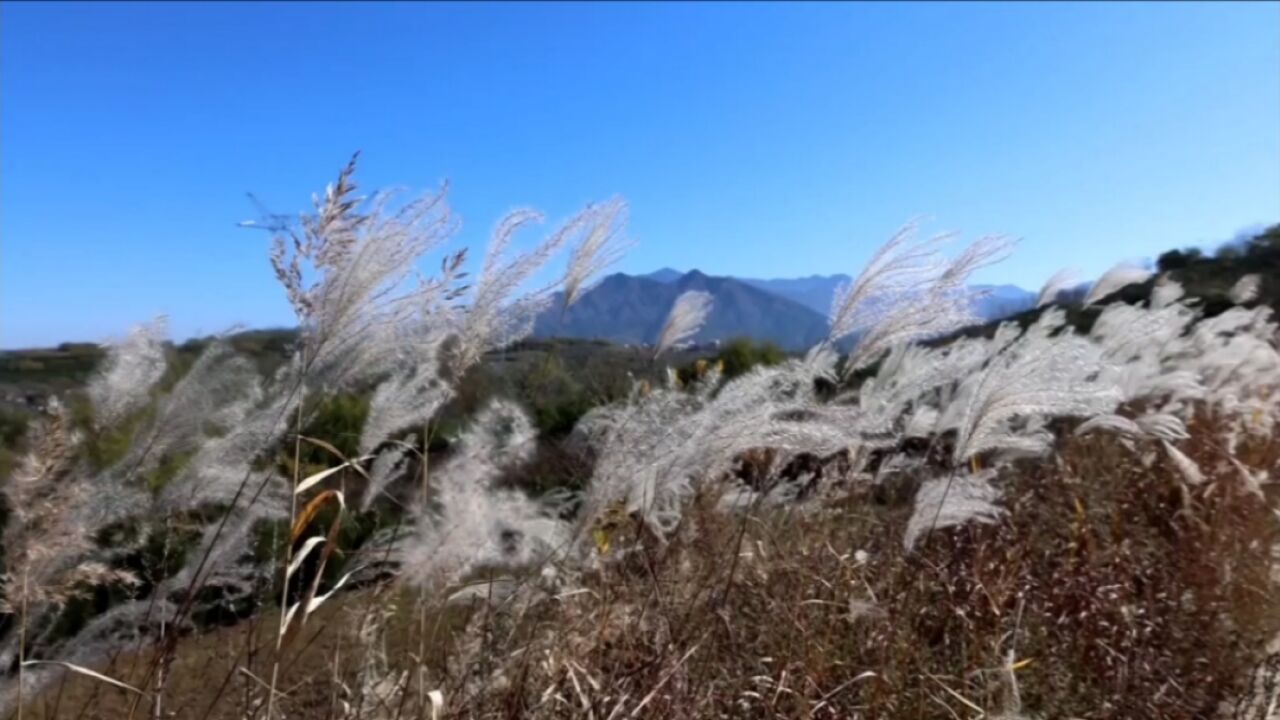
[3,1,1278,348]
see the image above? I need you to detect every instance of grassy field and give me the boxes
[2,163,1277,720]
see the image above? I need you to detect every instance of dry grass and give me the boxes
[23,414,1279,719]
[473,448,1275,717]
[468,435,1276,718]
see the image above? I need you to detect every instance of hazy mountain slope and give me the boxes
[737,274,852,316]
[652,271,1036,322]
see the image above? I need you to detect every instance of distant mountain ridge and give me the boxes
[533,269,1036,349]
[644,269,1035,319]
[534,270,830,350]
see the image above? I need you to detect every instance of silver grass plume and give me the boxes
[86,316,169,428]
[358,326,453,455]
[357,247,470,455]
[1090,285,1197,364]
[156,362,294,512]
[1227,457,1268,500]
[258,153,456,392]
[0,402,140,691]
[0,338,285,701]
[1230,274,1262,305]
[115,339,260,483]
[827,220,950,346]
[1075,412,1188,442]
[1084,262,1153,305]
[580,353,854,544]
[1088,287,1206,406]
[1150,274,1185,309]
[577,379,708,541]
[363,196,633,455]
[0,401,136,614]
[361,441,413,512]
[1036,268,1080,308]
[1162,441,1204,485]
[903,469,1004,550]
[949,308,1122,465]
[561,197,632,312]
[398,400,567,590]
[655,290,713,358]
[845,234,1015,372]
[849,338,988,439]
[445,208,584,375]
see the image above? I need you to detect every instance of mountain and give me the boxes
[534,270,831,350]
[738,275,853,316]
[649,271,1036,322]
[536,269,1038,349]
[970,283,1038,319]
[642,267,685,284]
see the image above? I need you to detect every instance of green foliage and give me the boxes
[45,580,142,650]
[1157,247,1202,272]
[78,399,156,473]
[517,354,594,437]
[715,337,785,379]
[676,337,785,384]
[142,449,196,494]
[0,344,104,385]
[0,406,31,468]
[1165,222,1280,311]
[1216,243,1244,260]
[503,442,593,498]
[252,518,292,568]
[301,393,370,463]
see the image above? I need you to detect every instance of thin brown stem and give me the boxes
[266,392,306,718]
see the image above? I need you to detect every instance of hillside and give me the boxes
[1,155,1277,720]
[12,229,1280,719]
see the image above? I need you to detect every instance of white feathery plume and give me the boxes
[86,317,169,427]
[1074,412,1188,443]
[561,197,632,311]
[903,469,1004,550]
[950,308,1121,464]
[258,154,456,392]
[1074,414,1143,438]
[157,363,296,512]
[361,442,413,512]
[655,290,713,358]
[119,340,261,479]
[1184,306,1280,406]
[852,338,988,438]
[827,220,950,344]
[1230,274,1262,305]
[446,208,581,374]
[578,352,856,545]
[1227,457,1268,500]
[844,234,1015,372]
[1135,413,1190,441]
[1149,275,1185,309]
[357,247,470,454]
[1036,268,1080,308]
[1084,262,1153,305]
[1091,298,1197,365]
[358,339,452,454]
[398,400,567,590]
[1162,441,1204,485]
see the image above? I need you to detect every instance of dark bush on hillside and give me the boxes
[676,337,785,384]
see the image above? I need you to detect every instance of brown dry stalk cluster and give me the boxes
[20,415,1278,720]
[1,402,137,613]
